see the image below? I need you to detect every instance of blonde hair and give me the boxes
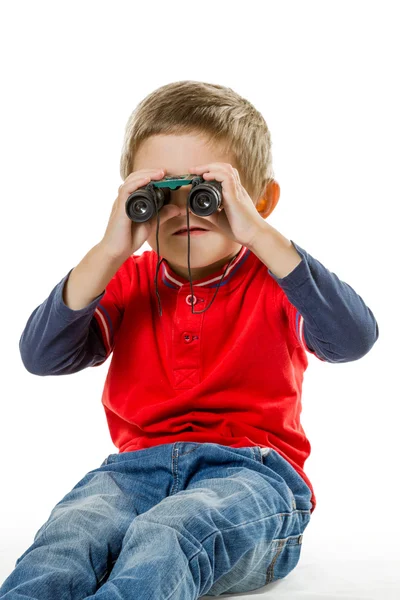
[119,80,274,203]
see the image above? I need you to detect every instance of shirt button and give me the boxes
[183,333,192,343]
[186,294,198,306]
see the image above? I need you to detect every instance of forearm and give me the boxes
[63,243,125,310]
[247,221,303,279]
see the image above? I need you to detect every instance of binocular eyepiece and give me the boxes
[125,174,223,223]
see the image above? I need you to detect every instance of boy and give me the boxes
[0,80,379,599]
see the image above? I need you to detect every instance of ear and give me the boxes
[256,180,280,219]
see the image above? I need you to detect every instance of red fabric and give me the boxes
[94,246,317,513]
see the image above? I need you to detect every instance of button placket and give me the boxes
[183,295,203,343]
[172,288,206,388]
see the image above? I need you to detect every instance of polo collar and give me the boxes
[155,245,252,291]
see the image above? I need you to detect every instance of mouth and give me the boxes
[173,227,210,235]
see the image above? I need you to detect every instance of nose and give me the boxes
[168,186,194,215]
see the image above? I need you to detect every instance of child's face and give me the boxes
[132,133,251,280]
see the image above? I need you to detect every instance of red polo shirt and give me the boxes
[93,245,318,512]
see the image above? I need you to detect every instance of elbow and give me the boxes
[19,339,35,374]
[358,319,379,358]
[20,351,43,376]
[311,320,379,364]
[339,320,379,362]
[19,340,45,376]
[358,317,379,358]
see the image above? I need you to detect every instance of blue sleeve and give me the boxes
[19,267,124,376]
[268,241,379,363]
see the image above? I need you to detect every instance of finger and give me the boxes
[119,169,165,191]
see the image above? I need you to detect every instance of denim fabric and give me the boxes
[0,443,312,599]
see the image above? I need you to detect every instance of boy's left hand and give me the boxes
[189,163,265,248]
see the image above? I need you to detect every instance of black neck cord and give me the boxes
[154,194,240,316]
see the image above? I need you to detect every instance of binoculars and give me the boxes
[125,174,223,223]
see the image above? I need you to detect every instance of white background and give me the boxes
[0,0,398,597]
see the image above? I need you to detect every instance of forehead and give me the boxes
[133,133,237,174]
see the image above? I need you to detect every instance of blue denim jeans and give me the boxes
[0,442,313,599]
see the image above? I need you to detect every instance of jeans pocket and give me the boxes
[266,533,304,584]
[205,531,306,596]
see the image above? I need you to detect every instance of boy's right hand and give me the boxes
[100,168,181,262]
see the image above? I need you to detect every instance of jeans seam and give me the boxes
[266,537,286,584]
